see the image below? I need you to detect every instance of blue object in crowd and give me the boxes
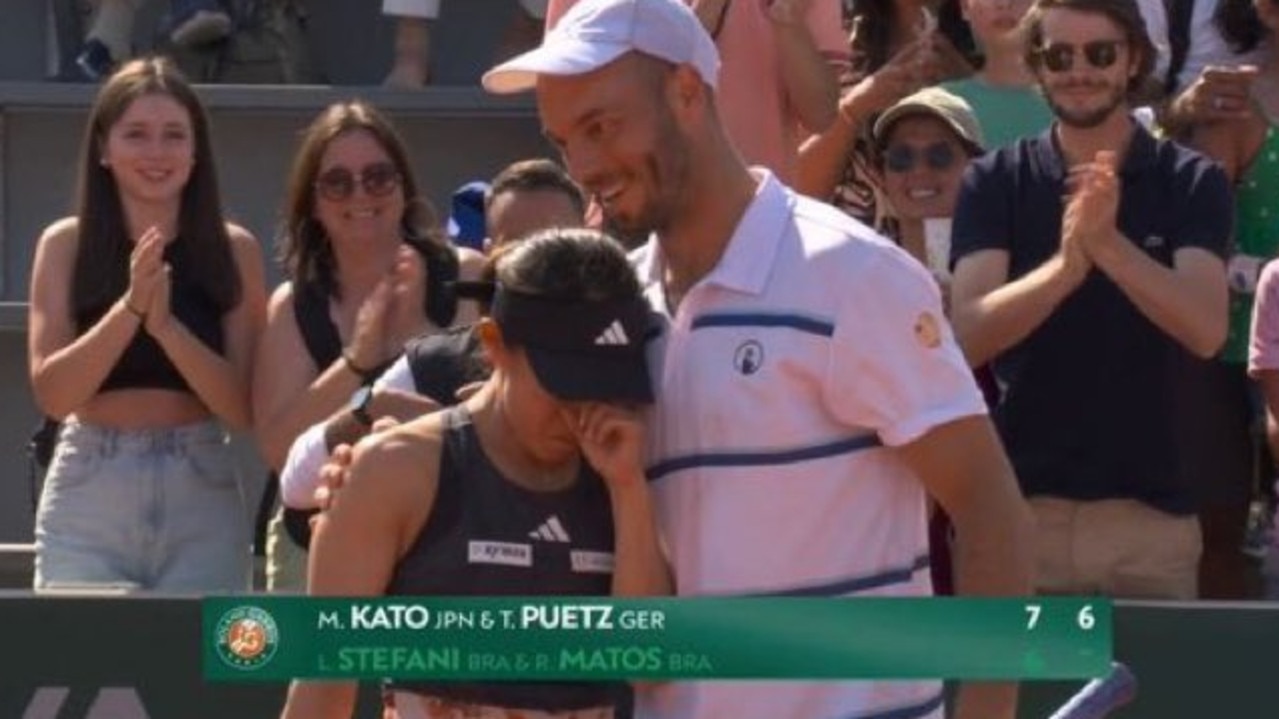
[447,180,490,251]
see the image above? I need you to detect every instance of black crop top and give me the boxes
[76,242,226,394]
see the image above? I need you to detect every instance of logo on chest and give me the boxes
[733,340,765,375]
[467,515,613,574]
[467,541,533,567]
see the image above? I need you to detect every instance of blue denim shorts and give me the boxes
[34,419,251,592]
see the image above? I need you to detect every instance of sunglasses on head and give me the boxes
[1034,40,1124,73]
[315,162,401,201]
[883,141,959,173]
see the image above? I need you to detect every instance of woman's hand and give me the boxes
[144,263,174,338]
[124,226,167,316]
[345,279,395,372]
[385,245,431,354]
[573,403,647,492]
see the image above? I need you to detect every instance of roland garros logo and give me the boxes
[215,605,279,671]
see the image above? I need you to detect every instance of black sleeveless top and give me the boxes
[77,241,225,393]
[385,406,621,711]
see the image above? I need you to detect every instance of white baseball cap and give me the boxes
[482,0,720,94]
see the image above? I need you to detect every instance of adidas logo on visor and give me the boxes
[593,320,630,346]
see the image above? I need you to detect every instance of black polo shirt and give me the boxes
[951,122,1231,515]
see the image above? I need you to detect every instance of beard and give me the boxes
[1045,78,1128,129]
[598,108,692,241]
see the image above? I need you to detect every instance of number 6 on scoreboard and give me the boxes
[1025,603,1041,630]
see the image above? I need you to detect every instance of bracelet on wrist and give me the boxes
[342,351,379,385]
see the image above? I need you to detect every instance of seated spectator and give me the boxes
[64,0,233,81]
[945,0,1054,149]
[382,0,548,87]
[547,0,850,183]
[796,0,975,233]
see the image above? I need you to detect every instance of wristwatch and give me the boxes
[349,384,375,427]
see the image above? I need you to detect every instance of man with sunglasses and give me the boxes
[950,0,1231,599]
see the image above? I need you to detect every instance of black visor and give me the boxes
[490,285,654,404]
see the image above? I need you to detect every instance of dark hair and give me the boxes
[71,56,239,319]
[1021,0,1155,97]
[279,100,446,300]
[846,0,978,73]
[495,228,641,305]
[1216,0,1267,54]
[486,158,587,218]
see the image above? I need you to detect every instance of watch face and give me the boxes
[350,384,374,412]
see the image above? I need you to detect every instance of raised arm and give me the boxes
[795,40,932,199]
[575,404,671,597]
[950,161,1092,366]
[29,219,154,418]
[950,248,1090,366]
[769,0,840,133]
[146,225,267,430]
[1072,154,1229,359]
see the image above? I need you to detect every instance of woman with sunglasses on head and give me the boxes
[281,228,668,719]
[253,100,484,592]
[28,57,267,592]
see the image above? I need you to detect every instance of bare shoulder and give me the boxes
[224,222,262,251]
[37,217,81,255]
[456,246,487,281]
[344,414,448,519]
[266,280,298,317]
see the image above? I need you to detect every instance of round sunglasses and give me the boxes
[315,162,402,201]
[883,141,959,173]
[1034,40,1125,73]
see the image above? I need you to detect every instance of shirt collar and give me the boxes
[1032,116,1159,180]
[634,169,790,298]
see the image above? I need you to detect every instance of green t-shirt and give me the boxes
[1225,125,1279,363]
[942,77,1055,151]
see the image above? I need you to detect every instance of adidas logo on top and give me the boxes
[594,320,630,346]
[529,515,571,542]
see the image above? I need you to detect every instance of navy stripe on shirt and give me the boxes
[647,434,882,482]
[835,689,946,719]
[691,311,836,337]
[751,554,931,598]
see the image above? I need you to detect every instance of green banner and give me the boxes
[203,597,1110,682]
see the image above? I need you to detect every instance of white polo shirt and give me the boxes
[634,171,984,719]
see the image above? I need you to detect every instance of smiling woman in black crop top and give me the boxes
[281,229,669,719]
[251,101,486,592]
[26,57,267,592]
